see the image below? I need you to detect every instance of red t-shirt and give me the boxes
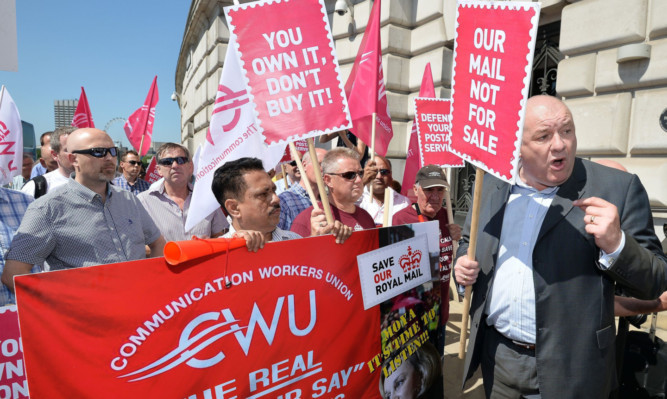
[393,204,454,325]
[290,202,376,237]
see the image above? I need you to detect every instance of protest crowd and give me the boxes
[1,1,667,398]
[1,96,666,397]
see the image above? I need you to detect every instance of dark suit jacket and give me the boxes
[457,158,667,398]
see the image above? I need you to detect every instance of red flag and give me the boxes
[344,0,393,156]
[402,63,435,197]
[124,76,158,156]
[71,86,95,128]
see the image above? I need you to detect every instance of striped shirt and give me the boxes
[6,178,161,270]
[0,188,35,305]
[112,174,151,195]
[138,180,227,242]
[223,224,301,242]
[278,183,313,230]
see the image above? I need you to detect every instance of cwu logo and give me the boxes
[113,290,317,382]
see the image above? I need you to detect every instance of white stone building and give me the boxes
[174,0,666,242]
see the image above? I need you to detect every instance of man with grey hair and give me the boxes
[290,147,375,236]
[2,128,165,293]
[22,126,75,198]
[138,142,227,241]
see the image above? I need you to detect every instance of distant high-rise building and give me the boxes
[54,99,77,128]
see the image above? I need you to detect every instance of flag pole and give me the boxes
[367,112,377,203]
[0,85,5,106]
[138,134,146,157]
[458,168,485,359]
[307,138,333,224]
[289,142,320,212]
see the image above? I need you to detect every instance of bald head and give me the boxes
[519,95,577,190]
[67,128,115,153]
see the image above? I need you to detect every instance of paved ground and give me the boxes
[441,291,667,398]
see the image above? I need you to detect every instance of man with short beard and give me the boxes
[1,129,165,292]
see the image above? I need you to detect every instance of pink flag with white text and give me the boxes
[124,76,158,157]
[71,86,95,128]
[344,0,393,156]
[402,63,436,197]
[0,86,23,185]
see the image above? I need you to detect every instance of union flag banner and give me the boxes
[15,223,444,398]
[71,86,95,128]
[0,86,22,185]
[124,76,159,157]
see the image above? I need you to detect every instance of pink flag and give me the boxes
[0,86,23,185]
[71,86,95,128]
[124,76,158,156]
[402,63,435,197]
[344,0,393,156]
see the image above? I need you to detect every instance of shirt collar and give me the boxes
[68,177,112,202]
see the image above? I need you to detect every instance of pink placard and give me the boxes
[450,1,540,183]
[225,0,351,146]
[414,98,465,168]
[0,306,28,397]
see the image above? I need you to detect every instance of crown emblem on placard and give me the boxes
[399,246,422,273]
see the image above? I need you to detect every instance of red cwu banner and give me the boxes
[14,224,447,399]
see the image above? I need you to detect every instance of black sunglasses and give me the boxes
[288,160,297,167]
[378,168,391,176]
[125,160,141,166]
[71,147,118,158]
[158,156,189,166]
[328,170,363,181]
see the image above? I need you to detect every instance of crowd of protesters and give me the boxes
[1,95,666,397]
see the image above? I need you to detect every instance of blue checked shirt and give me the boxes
[0,188,37,305]
[278,183,313,230]
[112,174,150,195]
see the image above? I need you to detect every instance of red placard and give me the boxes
[14,225,445,399]
[0,306,28,398]
[278,139,308,163]
[143,156,160,184]
[225,0,351,146]
[450,1,539,183]
[414,98,465,168]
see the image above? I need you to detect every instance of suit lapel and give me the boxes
[537,158,588,242]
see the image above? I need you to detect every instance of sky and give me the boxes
[0,0,191,148]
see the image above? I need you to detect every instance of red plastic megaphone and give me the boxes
[163,237,246,265]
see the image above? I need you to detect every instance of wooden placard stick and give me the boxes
[307,138,333,224]
[280,163,288,190]
[458,168,485,359]
[289,142,319,211]
[382,187,392,227]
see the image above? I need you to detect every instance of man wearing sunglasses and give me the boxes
[290,147,375,237]
[138,143,227,242]
[357,155,411,226]
[274,160,300,196]
[21,126,75,199]
[112,150,150,195]
[2,129,165,293]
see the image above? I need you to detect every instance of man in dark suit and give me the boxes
[454,95,667,398]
